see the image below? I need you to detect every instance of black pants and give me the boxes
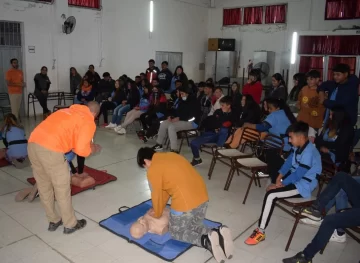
[100,101,116,123]
[140,111,158,130]
[258,148,285,183]
[69,155,85,174]
[35,91,49,114]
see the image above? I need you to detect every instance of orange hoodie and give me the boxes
[147,152,209,218]
[29,105,96,157]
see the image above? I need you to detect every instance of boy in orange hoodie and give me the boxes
[28,102,101,234]
[137,148,234,263]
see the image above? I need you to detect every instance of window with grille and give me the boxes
[0,22,21,47]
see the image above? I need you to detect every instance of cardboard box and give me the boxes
[208,38,219,51]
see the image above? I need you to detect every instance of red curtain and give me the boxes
[325,0,357,19]
[299,56,324,79]
[327,56,356,79]
[265,5,286,23]
[243,6,263,24]
[223,8,241,26]
[68,0,100,9]
[356,0,360,17]
[298,35,360,55]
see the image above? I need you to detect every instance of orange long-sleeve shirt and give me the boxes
[6,68,23,94]
[28,105,96,157]
[147,152,209,218]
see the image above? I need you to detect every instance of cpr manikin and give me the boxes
[66,151,95,188]
[130,208,170,239]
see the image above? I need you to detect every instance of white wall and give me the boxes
[0,0,208,115]
[208,0,359,77]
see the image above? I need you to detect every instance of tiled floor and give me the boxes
[0,119,359,263]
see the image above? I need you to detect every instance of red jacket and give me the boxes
[242,81,263,104]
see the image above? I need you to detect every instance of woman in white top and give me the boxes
[209,87,224,116]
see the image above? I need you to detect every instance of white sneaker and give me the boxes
[105,123,117,128]
[117,128,126,135]
[300,218,323,228]
[258,172,269,178]
[114,125,122,132]
[330,230,347,243]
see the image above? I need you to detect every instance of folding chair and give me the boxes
[207,128,260,181]
[165,129,199,153]
[235,133,284,204]
[0,93,12,119]
[275,197,316,251]
[317,157,337,197]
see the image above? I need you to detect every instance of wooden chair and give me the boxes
[235,134,284,204]
[207,128,261,188]
[275,197,316,251]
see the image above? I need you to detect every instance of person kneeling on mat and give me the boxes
[0,113,28,168]
[65,151,95,188]
[28,102,101,234]
[137,147,234,263]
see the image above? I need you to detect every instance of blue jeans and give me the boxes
[303,172,360,259]
[190,128,228,158]
[111,104,130,125]
[325,176,360,212]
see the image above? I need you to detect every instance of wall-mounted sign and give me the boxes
[28,46,35,53]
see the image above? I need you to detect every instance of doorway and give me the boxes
[155,51,183,73]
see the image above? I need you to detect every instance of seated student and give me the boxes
[288,73,306,113]
[170,80,183,101]
[242,69,263,104]
[209,87,224,116]
[297,70,325,141]
[196,81,206,104]
[190,96,236,166]
[267,73,287,101]
[315,106,353,172]
[245,121,322,246]
[137,147,234,263]
[230,82,242,117]
[139,78,150,97]
[140,72,146,81]
[170,66,189,94]
[106,81,140,130]
[34,66,51,119]
[152,87,200,153]
[188,79,197,94]
[95,72,115,103]
[99,79,126,126]
[225,95,262,149]
[0,113,28,166]
[74,79,94,105]
[199,83,214,126]
[283,172,360,263]
[117,85,151,135]
[137,86,167,141]
[151,78,159,88]
[243,98,297,183]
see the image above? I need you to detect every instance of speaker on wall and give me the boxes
[218,39,235,51]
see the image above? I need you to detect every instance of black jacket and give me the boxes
[158,68,173,91]
[231,92,242,117]
[126,87,140,109]
[201,109,237,132]
[97,79,115,95]
[112,88,127,105]
[174,95,200,122]
[237,103,262,127]
[267,85,287,101]
[34,73,51,92]
[315,122,354,164]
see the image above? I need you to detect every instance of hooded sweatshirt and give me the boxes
[158,68,173,91]
[29,105,96,157]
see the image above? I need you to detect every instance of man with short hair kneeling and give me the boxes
[137,147,234,263]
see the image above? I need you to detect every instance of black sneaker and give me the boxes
[292,206,322,221]
[201,231,226,263]
[283,252,312,263]
[152,144,163,151]
[63,219,87,234]
[48,220,63,232]
[191,158,203,166]
[214,226,234,259]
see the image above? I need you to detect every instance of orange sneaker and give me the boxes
[245,228,265,245]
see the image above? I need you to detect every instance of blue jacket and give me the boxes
[279,141,322,198]
[3,126,28,159]
[318,75,359,126]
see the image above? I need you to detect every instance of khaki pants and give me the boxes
[28,143,77,228]
[9,93,22,119]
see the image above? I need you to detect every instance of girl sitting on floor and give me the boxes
[0,113,28,168]
[117,84,151,135]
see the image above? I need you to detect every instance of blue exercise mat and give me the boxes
[99,200,221,262]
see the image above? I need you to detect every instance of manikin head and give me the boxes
[130,216,149,239]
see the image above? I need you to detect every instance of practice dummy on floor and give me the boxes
[130,208,170,239]
[66,151,95,188]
